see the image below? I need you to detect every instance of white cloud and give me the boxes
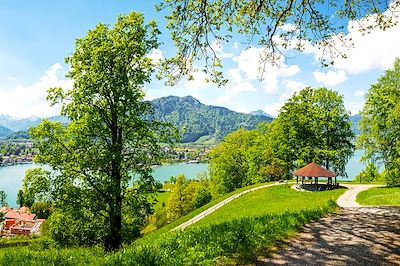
[354,90,365,97]
[233,47,300,93]
[210,40,234,58]
[217,81,257,103]
[147,48,163,62]
[0,63,72,118]
[264,102,284,117]
[313,4,400,74]
[279,80,306,101]
[262,79,279,93]
[313,69,347,86]
[184,71,211,90]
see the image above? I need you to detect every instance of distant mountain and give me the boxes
[0,115,41,132]
[151,96,272,142]
[0,125,12,138]
[250,110,275,119]
[349,114,361,134]
[0,115,69,132]
[0,97,272,143]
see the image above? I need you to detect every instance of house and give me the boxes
[1,208,45,236]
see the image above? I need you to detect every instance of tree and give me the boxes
[358,58,400,186]
[0,190,7,207]
[30,12,174,250]
[18,168,51,207]
[157,0,400,85]
[269,87,354,176]
[209,127,272,194]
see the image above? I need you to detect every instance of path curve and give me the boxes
[172,182,288,230]
[262,184,400,265]
[336,184,383,207]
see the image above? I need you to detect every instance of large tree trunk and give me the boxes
[105,120,123,251]
[105,161,123,251]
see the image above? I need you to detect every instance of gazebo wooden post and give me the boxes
[316,177,318,191]
[296,176,299,184]
[335,176,337,186]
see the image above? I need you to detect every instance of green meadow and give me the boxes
[0,185,344,265]
[357,187,400,206]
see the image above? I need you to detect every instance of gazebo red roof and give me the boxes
[293,162,336,177]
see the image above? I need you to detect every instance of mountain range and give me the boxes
[151,96,272,142]
[0,96,361,142]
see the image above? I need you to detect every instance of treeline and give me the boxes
[210,87,355,194]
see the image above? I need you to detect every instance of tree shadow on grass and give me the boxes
[257,207,400,265]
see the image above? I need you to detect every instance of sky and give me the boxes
[0,1,400,118]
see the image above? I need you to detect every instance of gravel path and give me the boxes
[260,184,400,265]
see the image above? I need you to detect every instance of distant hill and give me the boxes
[0,125,12,138]
[349,114,361,134]
[0,98,272,143]
[0,115,70,133]
[151,96,272,142]
[249,110,275,119]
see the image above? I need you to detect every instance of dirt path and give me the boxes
[260,184,400,265]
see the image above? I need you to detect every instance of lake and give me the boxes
[0,163,209,207]
[0,150,366,207]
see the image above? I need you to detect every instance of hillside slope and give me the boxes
[0,125,12,137]
[151,96,272,142]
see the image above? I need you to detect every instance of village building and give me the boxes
[0,207,45,236]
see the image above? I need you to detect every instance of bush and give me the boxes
[192,187,212,208]
[31,202,53,219]
[355,163,382,183]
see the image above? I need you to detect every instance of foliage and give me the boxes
[357,187,400,206]
[146,175,212,231]
[355,163,382,184]
[269,87,355,176]
[165,175,211,222]
[28,12,175,250]
[192,186,212,208]
[209,127,274,194]
[151,95,272,142]
[18,168,51,208]
[358,58,400,186]
[31,202,53,219]
[0,190,7,207]
[157,0,399,85]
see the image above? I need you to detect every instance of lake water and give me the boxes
[0,150,366,207]
[0,163,209,207]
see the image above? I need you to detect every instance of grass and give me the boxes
[0,203,337,265]
[193,185,345,227]
[152,190,171,210]
[139,181,279,243]
[106,202,338,265]
[341,179,386,185]
[194,135,217,145]
[357,187,400,206]
[0,183,341,265]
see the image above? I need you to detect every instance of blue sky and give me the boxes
[0,1,399,118]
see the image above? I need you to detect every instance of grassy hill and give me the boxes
[0,184,345,265]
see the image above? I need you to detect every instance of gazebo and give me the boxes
[293,162,337,190]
